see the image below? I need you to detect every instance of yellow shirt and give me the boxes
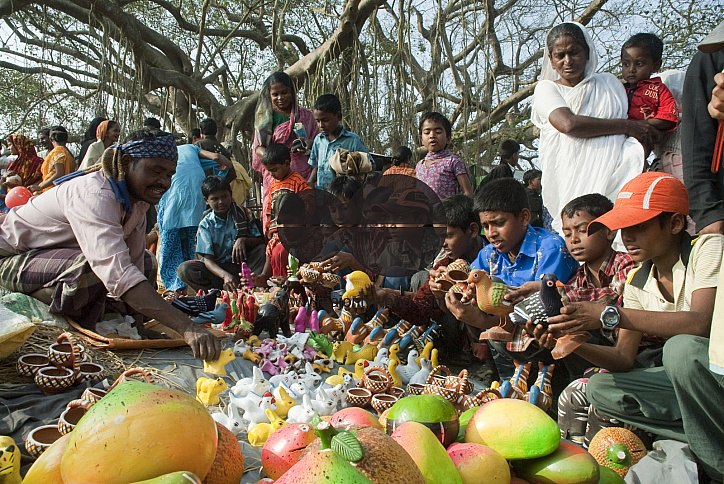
[40,146,75,193]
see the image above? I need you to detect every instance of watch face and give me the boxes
[602,308,618,326]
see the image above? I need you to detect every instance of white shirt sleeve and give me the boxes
[532,80,569,123]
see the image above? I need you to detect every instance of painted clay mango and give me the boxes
[465,399,559,460]
[302,426,425,483]
[131,471,202,483]
[61,381,217,484]
[203,422,245,484]
[386,395,459,446]
[391,421,463,484]
[329,407,383,431]
[275,447,375,483]
[512,441,600,484]
[598,466,626,484]
[20,433,69,484]
[447,442,510,484]
[262,423,317,480]
[456,406,479,443]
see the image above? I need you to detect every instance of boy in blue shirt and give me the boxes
[446,177,579,380]
[177,176,265,292]
[307,94,371,190]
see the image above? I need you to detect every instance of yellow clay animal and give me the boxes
[332,341,354,364]
[247,409,287,447]
[242,348,262,364]
[388,344,401,366]
[203,348,236,376]
[196,377,227,406]
[430,348,439,370]
[247,335,262,347]
[273,387,296,419]
[341,271,372,301]
[416,341,434,367]
[387,360,402,388]
[344,343,378,365]
[0,436,21,484]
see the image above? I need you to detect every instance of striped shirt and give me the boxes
[265,171,310,235]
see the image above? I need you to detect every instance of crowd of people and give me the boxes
[0,20,723,481]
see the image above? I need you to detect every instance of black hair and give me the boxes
[498,139,520,161]
[313,94,342,115]
[84,117,108,142]
[547,23,590,58]
[622,33,664,63]
[392,146,413,166]
[328,175,362,199]
[442,194,477,230]
[199,118,217,136]
[560,193,613,220]
[261,72,297,109]
[419,112,452,138]
[474,177,529,215]
[37,127,50,137]
[188,128,201,144]
[49,126,68,144]
[143,117,162,130]
[124,127,172,143]
[364,171,381,184]
[476,164,514,193]
[656,211,675,228]
[262,142,291,166]
[201,175,232,198]
[523,169,542,187]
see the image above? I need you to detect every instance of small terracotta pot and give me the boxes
[446,259,471,282]
[26,425,63,459]
[47,332,83,370]
[405,383,425,396]
[58,399,91,435]
[451,282,467,300]
[346,387,372,407]
[77,362,104,383]
[300,268,320,284]
[361,368,392,395]
[321,273,341,288]
[436,276,455,292]
[17,353,50,380]
[371,394,398,414]
[35,366,76,395]
[109,367,154,390]
[390,386,405,398]
[81,387,108,405]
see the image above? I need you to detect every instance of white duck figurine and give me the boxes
[396,349,421,385]
[286,393,316,423]
[365,347,390,369]
[269,371,297,389]
[242,391,277,429]
[409,358,432,386]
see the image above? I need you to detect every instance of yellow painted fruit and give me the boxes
[61,381,217,484]
[22,433,70,484]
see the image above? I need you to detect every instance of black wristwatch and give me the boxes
[600,306,620,333]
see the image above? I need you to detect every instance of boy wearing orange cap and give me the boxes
[539,172,724,480]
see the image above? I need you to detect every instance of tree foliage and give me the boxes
[0,0,720,170]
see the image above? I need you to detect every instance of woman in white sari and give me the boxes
[532,22,660,234]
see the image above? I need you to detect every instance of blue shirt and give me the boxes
[196,210,262,264]
[308,127,371,189]
[471,225,579,287]
[158,144,218,230]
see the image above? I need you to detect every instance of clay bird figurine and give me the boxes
[468,270,515,316]
[191,302,228,325]
[525,362,555,412]
[408,357,432,386]
[387,360,402,388]
[430,348,439,370]
[416,341,434,367]
[344,343,378,365]
[0,436,21,484]
[294,305,309,333]
[396,349,421,385]
[341,270,371,301]
[171,289,221,316]
[346,317,371,345]
[511,273,564,327]
[388,344,401,366]
[499,361,531,400]
[308,310,320,332]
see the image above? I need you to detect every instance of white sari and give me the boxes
[531,22,644,234]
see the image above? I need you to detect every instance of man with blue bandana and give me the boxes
[0,128,222,361]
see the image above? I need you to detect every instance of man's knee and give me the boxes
[663,334,708,383]
[585,371,611,407]
[176,260,199,282]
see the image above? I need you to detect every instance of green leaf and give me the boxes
[331,431,365,463]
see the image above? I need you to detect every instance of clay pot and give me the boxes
[321,273,341,288]
[300,267,320,284]
[109,368,154,389]
[405,383,425,396]
[451,282,467,300]
[77,362,104,383]
[361,367,392,395]
[446,259,471,282]
[390,386,405,398]
[47,332,83,370]
[346,388,372,407]
[371,394,398,414]
[81,387,108,405]
[25,425,63,459]
[17,353,50,380]
[35,366,76,395]
[58,399,91,435]
[435,276,455,292]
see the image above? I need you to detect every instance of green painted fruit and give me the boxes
[274,446,375,483]
[465,399,559,460]
[598,465,626,484]
[61,381,217,484]
[456,406,479,442]
[447,443,510,483]
[131,471,202,483]
[386,395,459,446]
[391,421,463,484]
[512,442,600,484]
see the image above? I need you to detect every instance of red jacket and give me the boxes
[626,77,679,130]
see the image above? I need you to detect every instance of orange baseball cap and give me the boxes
[588,172,689,234]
